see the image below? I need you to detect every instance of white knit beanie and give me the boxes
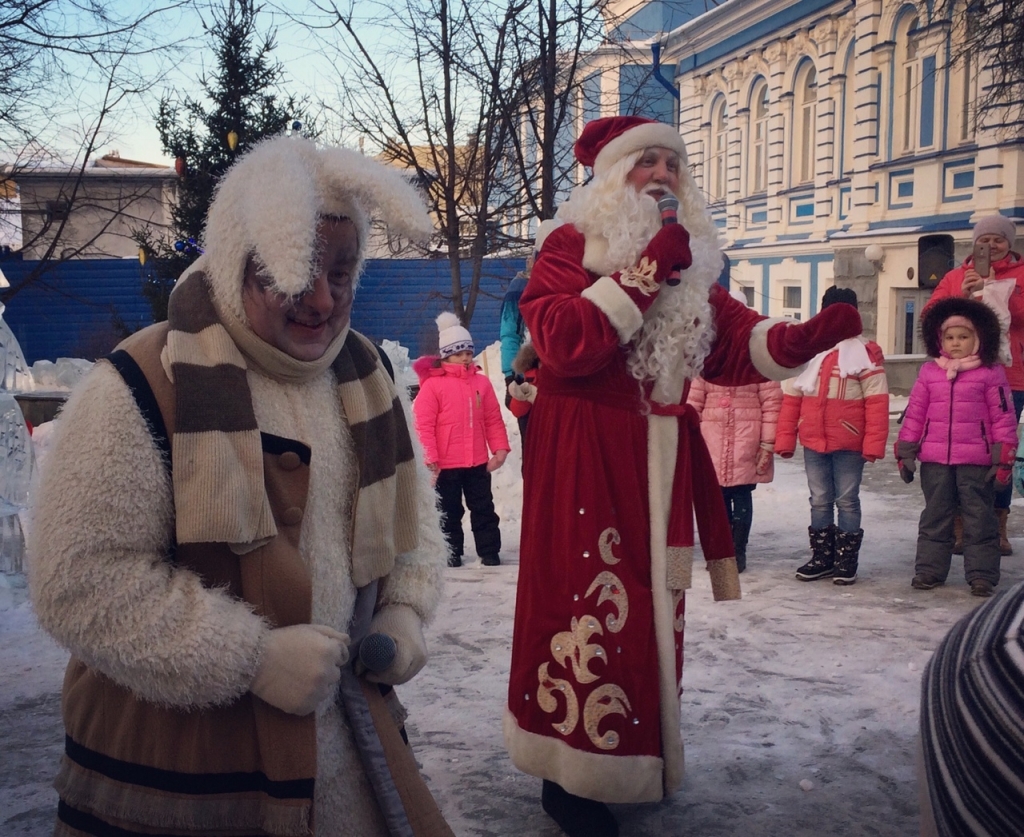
[436,312,473,358]
[972,214,1017,245]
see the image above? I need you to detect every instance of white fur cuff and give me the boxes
[581,276,645,344]
[750,319,808,380]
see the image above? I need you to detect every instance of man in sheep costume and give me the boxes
[29,135,454,837]
[503,116,864,837]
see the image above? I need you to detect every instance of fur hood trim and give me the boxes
[200,134,433,320]
[412,355,439,383]
[921,297,1001,364]
[512,342,539,375]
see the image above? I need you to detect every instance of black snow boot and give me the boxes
[541,780,619,837]
[731,510,751,574]
[796,525,835,581]
[832,528,864,585]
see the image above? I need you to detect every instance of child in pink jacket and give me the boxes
[895,297,1017,597]
[688,377,783,573]
[413,313,510,567]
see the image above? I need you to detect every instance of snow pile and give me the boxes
[29,358,93,391]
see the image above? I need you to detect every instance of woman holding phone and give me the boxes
[924,215,1023,554]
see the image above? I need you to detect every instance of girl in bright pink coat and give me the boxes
[895,297,1017,597]
[413,313,510,568]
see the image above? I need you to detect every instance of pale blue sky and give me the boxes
[98,1,424,165]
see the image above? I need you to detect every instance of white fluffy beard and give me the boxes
[556,162,722,405]
[628,235,719,405]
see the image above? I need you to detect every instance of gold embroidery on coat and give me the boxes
[551,616,606,684]
[584,684,631,750]
[666,544,693,591]
[585,571,628,633]
[598,527,621,565]
[537,663,579,736]
[536,530,636,748]
[619,257,659,295]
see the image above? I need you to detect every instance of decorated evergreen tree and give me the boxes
[136,0,310,321]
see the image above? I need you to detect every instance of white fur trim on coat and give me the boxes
[581,275,645,343]
[503,710,665,803]
[534,219,564,253]
[750,318,809,380]
[646,413,686,795]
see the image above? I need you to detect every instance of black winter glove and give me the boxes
[894,440,918,484]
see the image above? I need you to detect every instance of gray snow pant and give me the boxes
[916,462,1000,586]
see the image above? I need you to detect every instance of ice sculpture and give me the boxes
[0,282,35,574]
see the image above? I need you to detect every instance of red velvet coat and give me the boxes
[504,223,799,804]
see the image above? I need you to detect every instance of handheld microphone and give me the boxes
[358,633,397,673]
[656,194,682,286]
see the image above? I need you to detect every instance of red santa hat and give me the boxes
[574,116,689,177]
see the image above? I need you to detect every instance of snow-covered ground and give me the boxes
[2,345,1019,835]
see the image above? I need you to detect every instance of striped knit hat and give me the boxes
[920,580,1024,834]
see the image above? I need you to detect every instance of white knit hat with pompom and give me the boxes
[436,312,474,358]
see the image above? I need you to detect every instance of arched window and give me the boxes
[896,14,920,152]
[708,96,728,201]
[893,11,938,154]
[794,63,817,184]
[840,42,856,177]
[748,80,769,193]
[960,47,974,142]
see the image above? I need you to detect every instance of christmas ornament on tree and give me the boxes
[174,156,187,177]
[227,130,239,151]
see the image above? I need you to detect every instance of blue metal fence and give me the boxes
[0,257,524,364]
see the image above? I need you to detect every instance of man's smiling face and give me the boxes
[242,216,359,361]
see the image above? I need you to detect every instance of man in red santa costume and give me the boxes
[503,115,862,837]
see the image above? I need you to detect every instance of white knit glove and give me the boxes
[508,381,537,403]
[251,624,349,715]
[363,604,427,686]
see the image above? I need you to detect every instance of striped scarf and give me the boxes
[165,270,419,587]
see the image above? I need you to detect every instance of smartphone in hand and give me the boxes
[974,240,991,278]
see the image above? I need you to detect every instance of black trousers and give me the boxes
[435,464,501,560]
[916,462,1000,585]
[721,484,754,559]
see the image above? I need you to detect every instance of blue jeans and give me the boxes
[804,449,865,532]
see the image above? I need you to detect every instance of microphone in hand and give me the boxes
[357,632,397,674]
[657,194,682,286]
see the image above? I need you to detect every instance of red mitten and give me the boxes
[638,224,692,281]
[765,303,862,368]
[989,442,1015,486]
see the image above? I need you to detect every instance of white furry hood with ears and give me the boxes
[199,134,433,312]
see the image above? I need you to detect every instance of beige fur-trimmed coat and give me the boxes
[29,336,446,836]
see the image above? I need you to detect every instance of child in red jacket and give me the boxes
[413,313,510,567]
[775,287,889,585]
